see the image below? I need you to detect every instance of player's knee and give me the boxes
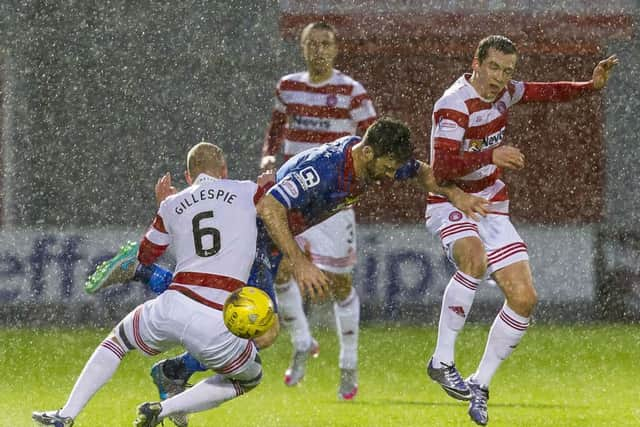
[453,239,487,278]
[507,282,537,317]
[275,258,293,284]
[253,315,280,350]
[237,371,262,392]
[329,272,352,301]
[236,354,263,392]
[103,334,131,356]
[457,254,487,278]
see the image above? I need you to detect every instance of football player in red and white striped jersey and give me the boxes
[33,143,266,426]
[424,35,618,425]
[260,21,377,399]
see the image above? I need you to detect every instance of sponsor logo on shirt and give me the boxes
[468,139,483,152]
[484,127,505,147]
[298,166,320,189]
[291,115,331,130]
[281,177,299,198]
[466,126,505,152]
[438,118,458,132]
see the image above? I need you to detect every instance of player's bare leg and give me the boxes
[467,260,536,425]
[328,272,359,400]
[276,257,319,386]
[428,236,485,400]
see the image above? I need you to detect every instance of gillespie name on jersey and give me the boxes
[175,189,237,215]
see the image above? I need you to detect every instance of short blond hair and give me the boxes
[187,142,225,178]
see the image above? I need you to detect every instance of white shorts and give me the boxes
[426,201,529,275]
[295,208,357,274]
[115,290,259,378]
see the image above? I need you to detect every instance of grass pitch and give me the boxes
[3,324,639,427]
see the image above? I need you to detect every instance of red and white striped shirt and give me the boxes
[263,69,377,157]
[429,73,593,208]
[138,174,260,310]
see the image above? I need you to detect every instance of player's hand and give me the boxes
[291,254,330,302]
[492,145,525,170]
[449,191,489,221]
[257,169,276,187]
[592,54,619,90]
[260,155,277,172]
[155,172,177,207]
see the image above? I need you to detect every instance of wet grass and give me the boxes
[2,324,639,426]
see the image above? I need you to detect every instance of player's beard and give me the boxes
[364,162,388,183]
[308,57,332,76]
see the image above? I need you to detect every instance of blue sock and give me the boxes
[134,263,173,294]
[156,352,207,384]
[181,352,207,375]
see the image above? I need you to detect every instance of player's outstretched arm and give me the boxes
[592,54,619,90]
[256,194,329,300]
[415,161,489,221]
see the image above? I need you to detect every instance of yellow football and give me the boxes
[223,287,275,339]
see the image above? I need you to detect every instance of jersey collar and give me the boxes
[340,138,360,196]
[194,173,218,184]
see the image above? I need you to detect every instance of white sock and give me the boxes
[473,303,530,386]
[59,338,127,418]
[432,271,479,367]
[160,375,239,416]
[334,287,360,370]
[276,280,312,351]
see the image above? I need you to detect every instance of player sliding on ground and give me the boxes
[33,143,272,427]
[424,35,618,426]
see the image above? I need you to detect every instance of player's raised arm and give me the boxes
[155,172,177,207]
[256,194,329,300]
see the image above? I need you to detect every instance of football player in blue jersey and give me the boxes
[86,117,488,421]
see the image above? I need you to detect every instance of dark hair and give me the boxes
[475,35,517,64]
[363,117,414,162]
[300,21,337,44]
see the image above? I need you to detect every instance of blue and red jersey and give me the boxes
[268,136,362,235]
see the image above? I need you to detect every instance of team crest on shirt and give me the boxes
[449,211,463,221]
[495,101,507,114]
[326,94,338,107]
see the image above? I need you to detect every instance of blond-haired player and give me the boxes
[33,143,268,427]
